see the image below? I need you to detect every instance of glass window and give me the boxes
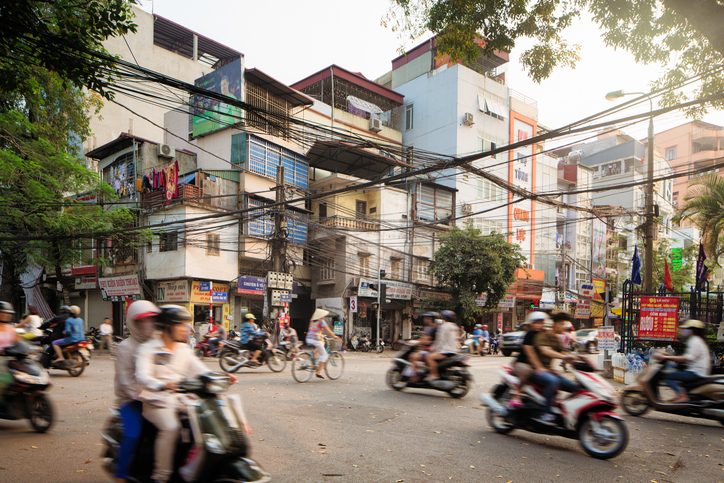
[159,232,178,252]
[247,135,308,188]
[359,256,370,278]
[417,184,453,222]
[665,146,677,161]
[206,233,220,256]
[320,257,335,280]
[405,104,414,131]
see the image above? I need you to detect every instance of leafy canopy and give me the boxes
[674,174,724,265]
[385,0,724,117]
[429,223,525,325]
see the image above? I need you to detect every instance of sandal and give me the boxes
[316,373,324,379]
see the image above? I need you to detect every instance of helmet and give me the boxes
[0,301,15,314]
[157,305,192,327]
[441,310,456,320]
[244,313,256,320]
[69,305,81,316]
[475,324,482,328]
[525,311,549,324]
[420,311,437,318]
[680,319,705,330]
[125,300,160,342]
[60,305,71,314]
[482,325,488,329]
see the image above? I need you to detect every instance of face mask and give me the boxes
[680,328,692,337]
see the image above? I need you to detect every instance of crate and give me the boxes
[613,368,625,383]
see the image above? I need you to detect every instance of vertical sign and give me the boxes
[638,297,680,342]
[350,296,358,314]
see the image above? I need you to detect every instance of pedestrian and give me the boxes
[99,317,114,355]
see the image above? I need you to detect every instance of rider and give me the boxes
[0,302,20,350]
[306,308,339,379]
[280,321,300,355]
[206,318,227,356]
[113,300,161,483]
[136,305,233,483]
[481,324,490,354]
[52,305,85,364]
[39,305,71,345]
[239,313,266,365]
[407,312,438,379]
[16,305,43,340]
[656,319,711,403]
[473,324,484,356]
[530,310,580,424]
[509,311,549,406]
[425,311,460,382]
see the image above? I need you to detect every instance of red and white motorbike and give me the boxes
[481,358,628,459]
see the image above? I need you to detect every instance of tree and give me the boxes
[0,0,138,98]
[674,174,724,265]
[428,223,525,325]
[385,0,724,116]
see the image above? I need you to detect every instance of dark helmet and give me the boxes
[60,305,71,314]
[157,305,192,328]
[420,311,437,319]
[0,301,15,314]
[441,310,456,321]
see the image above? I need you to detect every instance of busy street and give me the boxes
[0,352,722,483]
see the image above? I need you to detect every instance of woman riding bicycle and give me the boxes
[306,309,339,379]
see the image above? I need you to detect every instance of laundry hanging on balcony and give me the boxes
[164,160,180,205]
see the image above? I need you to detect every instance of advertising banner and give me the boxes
[591,279,605,317]
[358,279,413,300]
[475,294,516,308]
[192,58,245,137]
[99,275,141,301]
[75,274,97,290]
[237,276,266,296]
[190,281,229,304]
[598,326,616,351]
[157,280,189,303]
[638,297,680,342]
[574,302,591,318]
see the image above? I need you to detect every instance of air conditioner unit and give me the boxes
[461,203,472,214]
[463,112,475,126]
[158,144,175,158]
[369,118,382,133]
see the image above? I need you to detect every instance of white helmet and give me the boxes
[525,311,549,324]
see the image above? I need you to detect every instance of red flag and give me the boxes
[664,259,674,292]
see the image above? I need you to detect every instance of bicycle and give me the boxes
[291,336,345,383]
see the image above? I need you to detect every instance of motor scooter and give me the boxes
[39,331,90,377]
[621,354,724,425]
[100,373,270,482]
[0,342,54,432]
[481,359,628,459]
[218,335,286,373]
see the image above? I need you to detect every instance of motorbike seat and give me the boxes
[63,341,88,351]
[682,375,724,389]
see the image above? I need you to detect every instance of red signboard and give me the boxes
[638,297,679,342]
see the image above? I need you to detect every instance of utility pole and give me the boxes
[269,165,286,343]
[644,114,655,293]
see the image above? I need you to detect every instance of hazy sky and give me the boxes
[139,0,724,142]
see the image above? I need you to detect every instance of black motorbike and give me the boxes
[0,342,54,432]
[488,335,499,355]
[386,343,473,398]
[218,335,286,373]
[100,373,270,482]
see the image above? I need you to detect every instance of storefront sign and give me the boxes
[475,294,516,309]
[157,280,189,302]
[199,281,212,292]
[639,297,679,342]
[75,274,97,290]
[574,302,591,318]
[190,281,229,304]
[598,326,616,351]
[591,279,605,317]
[333,320,343,336]
[99,275,141,301]
[237,276,266,296]
[419,289,452,301]
[212,291,228,303]
[358,279,413,300]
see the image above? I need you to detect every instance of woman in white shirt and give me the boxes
[657,319,711,403]
[17,306,42,340]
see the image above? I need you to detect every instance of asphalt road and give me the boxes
[0,352,722,483]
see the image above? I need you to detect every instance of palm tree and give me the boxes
[674,174,724,265]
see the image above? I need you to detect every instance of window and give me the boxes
[665,146,677,161]
[473,218,504,236]
[405,104,414,131]
[320,257,335,280]
[478,94,506,120]
[478,133,505,160]
[319,203,327,220]
[103,152,136,198]
[206,233,220,256]
[359,256,370,278]
[159,232,178,252]
[477,178,505,202]
[417,184,453,222]
[414,259,429,281]
[390,259,401,280]
[247,198,307,244]
[247,135,308,188]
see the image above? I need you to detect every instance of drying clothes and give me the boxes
[164,161,179,205]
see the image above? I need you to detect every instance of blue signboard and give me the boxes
[237,276,266,296]
[212,291,228,303]
[280,293,292,304]
[199,282,212,292]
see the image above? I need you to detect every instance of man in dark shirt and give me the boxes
[509,311,548,406]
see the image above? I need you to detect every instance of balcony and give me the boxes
[316,215,379,231]
[142,184,205,210]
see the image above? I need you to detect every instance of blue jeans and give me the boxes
[530,371,581,413]
[663,370,700,394]
[116,401,143,478]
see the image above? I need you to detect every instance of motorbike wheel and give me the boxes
[324,352,345,380]
[578,416,628,459]
[486,385,515,434]
[291,353,314,383]
[376,344,384,354]
[621,390,650,417]
[67,352,85,377]
[267,349,287,373]
[386,367,406,391]
[446,369,470,399]
[501,350,512,357]
[219,349,243,373]
[360,344,369,353]
[29,393,54,433]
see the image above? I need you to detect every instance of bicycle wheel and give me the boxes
[292,352,314,383]
[324,352,345,380]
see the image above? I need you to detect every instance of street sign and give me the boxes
[280,293,292,304]
[199,281,211,292]
[212,291,228,303]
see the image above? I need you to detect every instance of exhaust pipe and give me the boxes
[480,393,508,416]
[702,408,724,419]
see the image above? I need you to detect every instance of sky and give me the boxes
[138,0,724,143]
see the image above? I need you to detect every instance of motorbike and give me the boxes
[481,359,628,459]
[488,336,499,355]
[620,355,724,426]
[100,373,271,483]
[372,337,385,353]
[0,342,54,433]
[85,326,100,350]
[349,332,360,351]
[386,342,473,398]
[218,335,286,373]
[194,334,217,358]
[39,332,90,377]
[357,335,372,352]
[277,336,300,361]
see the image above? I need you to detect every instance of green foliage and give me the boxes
[0,0,138,98]
[429,223,525,325]
[386,0,724,116]
[674,174,724,265]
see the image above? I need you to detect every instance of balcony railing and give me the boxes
[103,244,137,266]
[142,184,205,210]
[316,215,379,231]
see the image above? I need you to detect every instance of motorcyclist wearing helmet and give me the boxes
[655,319,711,403]
[240,313,266,365]
[39,305,72,345]
[426,311,460,381]
[280,319,300,356]
[0,301,20,350]
[508,311,549,406]
[408,312,439,380]
[472,324,484,356]
[113,300,161,483]
[52,305,85,363]
[136,305,234,483]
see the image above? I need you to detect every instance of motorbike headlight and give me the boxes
[10,370,49,385]
[203,376,231,394]
[204,433,225,454]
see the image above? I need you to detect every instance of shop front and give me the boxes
[156,279,230,334]
[476,294,516,334]
[357,279,413,344]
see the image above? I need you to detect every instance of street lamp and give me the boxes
[605,89,655,293]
